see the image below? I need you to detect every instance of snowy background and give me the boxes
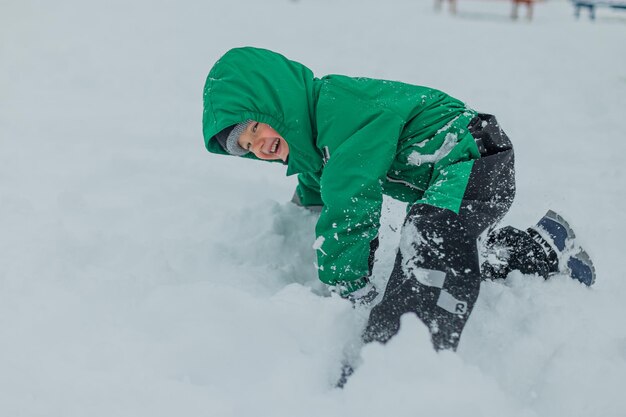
[2,0,626,416]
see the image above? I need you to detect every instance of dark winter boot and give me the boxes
[481,211,596,286]
[530,210,596,286]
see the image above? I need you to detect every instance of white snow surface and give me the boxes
[2,0,626,416]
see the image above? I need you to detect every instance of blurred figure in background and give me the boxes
[512,0,535,20]
[435,0,457,14]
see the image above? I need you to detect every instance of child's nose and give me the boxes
[251,138,264,155]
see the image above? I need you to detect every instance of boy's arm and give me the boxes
[313,111,402,296]
[292,172,323,213]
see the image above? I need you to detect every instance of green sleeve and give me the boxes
[294,172,323,207]
[313,111,402,293]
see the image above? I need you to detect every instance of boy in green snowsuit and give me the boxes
[203,47,595,352]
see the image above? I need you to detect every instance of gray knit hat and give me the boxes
[214,120,252,156]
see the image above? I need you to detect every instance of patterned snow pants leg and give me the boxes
[363,114,515,351]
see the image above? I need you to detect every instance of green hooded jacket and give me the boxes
[203,47,480,294]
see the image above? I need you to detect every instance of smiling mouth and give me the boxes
[270,138,280,154]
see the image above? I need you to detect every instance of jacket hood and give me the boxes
[203,47,323,175]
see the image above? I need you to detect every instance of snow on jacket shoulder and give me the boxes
[203,47,480,292]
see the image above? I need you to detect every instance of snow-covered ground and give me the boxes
[2,0,626,415]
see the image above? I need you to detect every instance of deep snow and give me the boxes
[1,0,626,416]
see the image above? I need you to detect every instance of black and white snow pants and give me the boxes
[363,114,518,351]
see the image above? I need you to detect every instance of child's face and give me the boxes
[238,121,290,162]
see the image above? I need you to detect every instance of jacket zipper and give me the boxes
[322,146,330,165]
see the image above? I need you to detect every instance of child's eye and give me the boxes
[252,122,259,133]
[246,143,251,150]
